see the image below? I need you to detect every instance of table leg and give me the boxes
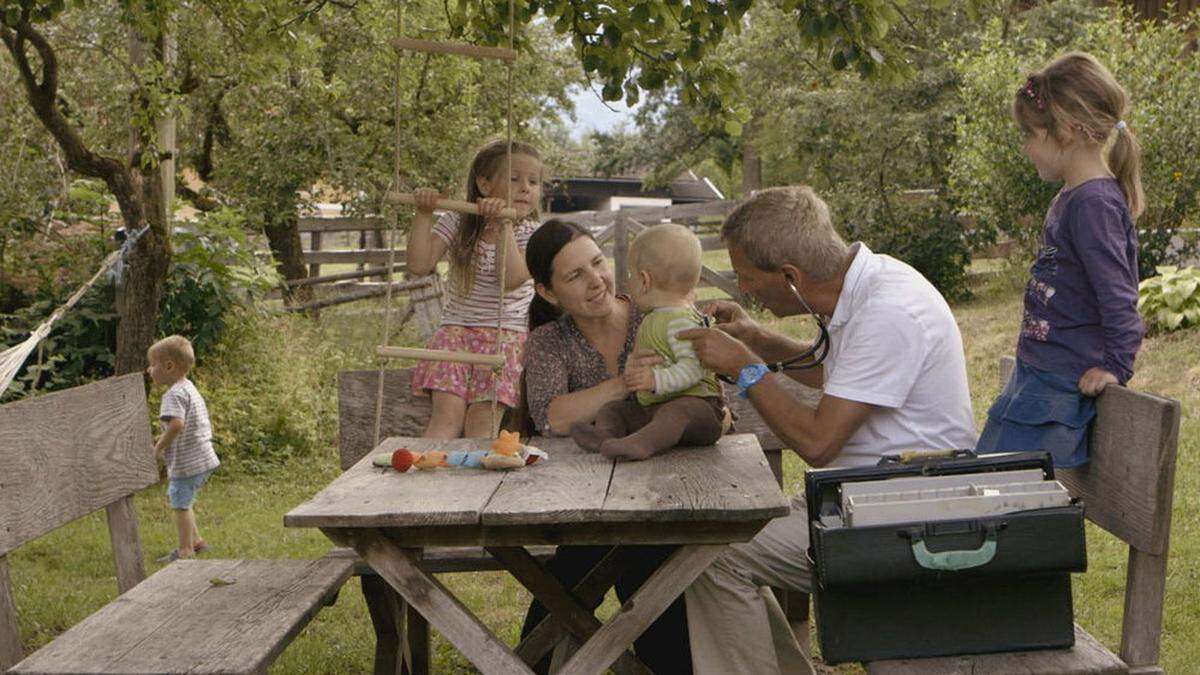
[486,547,650,675]
[557,545,726,675]
[404,603,431,675]
[515,547,627,665]
[361,574,404,675]
[332,528,534,675]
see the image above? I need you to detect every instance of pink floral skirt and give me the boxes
[411,325,527,408]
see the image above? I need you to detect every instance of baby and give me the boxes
[571,224,726,460]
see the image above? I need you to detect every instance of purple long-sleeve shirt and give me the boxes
[1017,178,1143,384]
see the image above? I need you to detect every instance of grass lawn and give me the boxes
[8,260,1198,673]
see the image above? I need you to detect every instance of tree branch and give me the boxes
[1,20,146,231]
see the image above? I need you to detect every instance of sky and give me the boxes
[566,85,639,138]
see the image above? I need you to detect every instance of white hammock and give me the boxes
[0,227,147,397]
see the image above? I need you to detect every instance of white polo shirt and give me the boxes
[821,243,977,467]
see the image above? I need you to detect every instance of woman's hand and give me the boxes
[413,187,444,214]
[1078,367,1118,396]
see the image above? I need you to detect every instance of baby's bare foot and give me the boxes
[570,422,613,453]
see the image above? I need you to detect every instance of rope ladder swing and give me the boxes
[373,0,519,447]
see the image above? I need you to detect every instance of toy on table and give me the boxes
[371,431,546,472]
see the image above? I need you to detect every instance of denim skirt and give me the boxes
[976,358,1095,468]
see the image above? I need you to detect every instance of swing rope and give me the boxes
[372,0,409,449]
[373,0,517,447]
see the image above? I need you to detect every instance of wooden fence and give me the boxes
[288,200,747,309]
[547,200,745,302]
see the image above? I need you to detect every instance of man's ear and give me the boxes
[779,263,804,288]
[535,282,558,306]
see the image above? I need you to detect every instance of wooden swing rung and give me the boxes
[385,192,520,220]
[392,37,517,62]
[376,346,506,368]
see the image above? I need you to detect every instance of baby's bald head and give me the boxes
[628,224,702,295]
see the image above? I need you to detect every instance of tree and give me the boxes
[2,1,174,374]
[173,0,581,303]
[456,0,915,135]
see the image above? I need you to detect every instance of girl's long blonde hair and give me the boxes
[448,139,542,292]
[1013,51,1144,220]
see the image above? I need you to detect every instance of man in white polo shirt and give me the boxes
[676,186,977,674]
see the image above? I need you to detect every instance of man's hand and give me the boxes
[623,365,656,393]
[700,300,760,344]
[1078,367,1118,396]
[676,327,760,379]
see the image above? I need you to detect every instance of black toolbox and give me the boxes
[805,451,1087,664]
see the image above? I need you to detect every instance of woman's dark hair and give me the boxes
[525,219,593,330]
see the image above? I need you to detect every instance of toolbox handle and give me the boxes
[907,525,999,571]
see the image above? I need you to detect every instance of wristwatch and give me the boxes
[736,363,771,399]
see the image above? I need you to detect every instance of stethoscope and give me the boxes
[710,279,831,385]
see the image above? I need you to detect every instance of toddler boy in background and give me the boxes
[571,224,727,460]
[147,335,220,563]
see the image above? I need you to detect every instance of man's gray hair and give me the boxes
[721,186,848,281]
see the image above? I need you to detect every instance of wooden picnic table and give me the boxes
[285,433,790,674]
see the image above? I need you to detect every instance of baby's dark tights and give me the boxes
[571,396,723,460]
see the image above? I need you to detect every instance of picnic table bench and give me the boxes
[285,433,791,674]
[1,374,352,674]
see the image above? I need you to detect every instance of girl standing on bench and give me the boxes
[978,52,1145,467]
[405,140,543,438]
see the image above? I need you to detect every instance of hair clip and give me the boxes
[1022,77,1045,110]
[1115,120,1128,132]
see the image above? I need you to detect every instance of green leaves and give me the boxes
[951,2,1200,275]
[450,0,911,133]
[1139,266,1200,334]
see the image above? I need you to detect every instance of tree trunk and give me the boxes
[263,210,314,306]
[114,226,171,375]
[2,18,172,376]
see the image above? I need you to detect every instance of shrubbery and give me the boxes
[1139,266,1200,333]
[158,208,279,356]
[952,5,1200,276]
[180,309,357,472]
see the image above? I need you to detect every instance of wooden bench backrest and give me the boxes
[338,369,431,470]
[0,373,157,555]
[998,357,1181,554]
[0,373,158,668]
[999,356,1181,669]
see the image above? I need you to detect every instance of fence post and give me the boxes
[309,230,322,278]
[614,216,629,294]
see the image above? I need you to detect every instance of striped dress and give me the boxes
[432,211,537,332]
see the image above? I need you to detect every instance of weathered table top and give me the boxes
[285,433,790,546]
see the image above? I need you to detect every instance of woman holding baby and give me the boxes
[517,219,691,674]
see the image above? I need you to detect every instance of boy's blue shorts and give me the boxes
[167,468,215,510]
[976,358,1095,468]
